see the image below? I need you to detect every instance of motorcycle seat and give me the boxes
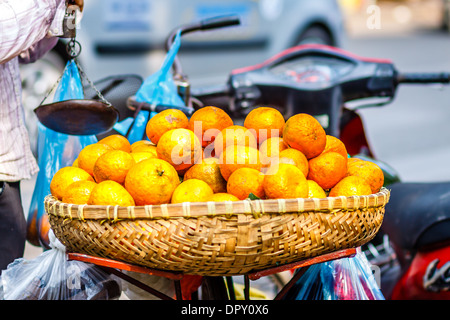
[382,182,450,252]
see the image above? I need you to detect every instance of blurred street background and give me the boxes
[22,0,450,261]
[342,0,450,184]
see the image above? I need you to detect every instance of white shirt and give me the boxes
[0,0,66,182]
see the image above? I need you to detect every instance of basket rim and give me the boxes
[45,187,390,221]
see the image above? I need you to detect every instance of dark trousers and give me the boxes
[0,181,26,273]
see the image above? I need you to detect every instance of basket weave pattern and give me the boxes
[46,188,389,276]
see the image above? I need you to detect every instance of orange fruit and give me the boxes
[93,150,135,184]
[156,128,202,172]
[26,209,40,247]
[263,163,308,199]
[50,166,94,200]
[130,151,158,164]
[171,179,214,204]
[77,143,113,176]
[329,176,372,197]
[131,140,155,151]
[307,180,327,198]
[278,148,309,178]
[187,106,234,147]
[98,134,132,153]
[322,135,348,159]
[243,107,285,143]
[219,145,261,181]
[227,167,265,200]
[88,180,135,206]
[283,113,326,159]
[131,143,158,157]
[268,156,300,176]
[202,144,217,159]
[183,157,227,193]
[214,125,258,156]
[72,158,78,167]
[124,158,180,205]
[38,214,51,247]
[259,136,288,167]
[145,109,189,144]
[207,193,240,202]
[346,160,384,194]
[307,151,347,190]
[347,157,364,167]
[62,180,97,204]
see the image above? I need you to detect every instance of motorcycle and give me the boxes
[184,16,450,300]
[115,16,450,299]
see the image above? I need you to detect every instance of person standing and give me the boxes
[0,0,84,272]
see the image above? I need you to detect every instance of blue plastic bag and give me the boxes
[283,250,385,300]
[27,60,98,248]
[113,30,185,144]
[134,30,185,108]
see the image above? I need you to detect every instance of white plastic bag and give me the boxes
[0,231,121,300]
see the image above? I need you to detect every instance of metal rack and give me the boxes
[68,248,356,300]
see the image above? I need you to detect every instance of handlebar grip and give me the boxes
[191,84,230,98]
[199,15,241,31]
[127,96,195,116]
[397,72,450,84]
[153,104,195,116]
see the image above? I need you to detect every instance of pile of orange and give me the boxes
[50,106,384,207]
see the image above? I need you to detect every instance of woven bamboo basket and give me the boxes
[45,188,389,276]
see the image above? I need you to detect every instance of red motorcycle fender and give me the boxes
[339,109,374,157]
[391,245,450,300]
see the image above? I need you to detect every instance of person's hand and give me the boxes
[69,0,84,12]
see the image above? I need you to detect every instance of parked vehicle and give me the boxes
[77,0,344,83]
[442,0,450,31]
[163,16,450,299]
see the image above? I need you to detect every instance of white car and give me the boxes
[21,0,345,153]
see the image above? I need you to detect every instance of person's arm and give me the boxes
[18,37,59,65]
[18,1,85,64]
[0,0,67,64]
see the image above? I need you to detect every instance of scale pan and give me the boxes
[34,99,119,136]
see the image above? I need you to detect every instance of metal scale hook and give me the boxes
[62,0,82,58]
[33,0,120,136]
